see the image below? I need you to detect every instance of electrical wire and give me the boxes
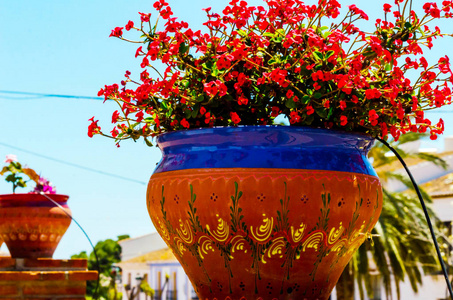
[0,142,147,185]
[39,192,101,299]
[0,90,103,100]
[378,137,453,300]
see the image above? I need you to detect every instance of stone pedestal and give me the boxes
[0,257,98,299]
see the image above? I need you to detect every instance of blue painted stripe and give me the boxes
[154,126,377,176]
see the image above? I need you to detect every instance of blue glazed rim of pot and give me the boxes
[153,125,377,176]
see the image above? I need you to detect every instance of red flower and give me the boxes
[365,88,382,99]
[368,109,379,126]
[141,57,149,68]
[111,128,119,138]
[230,112,241,124]
[286,90,294,98]
[289,111,301,124]
[181,118,190,128]
[88,117,101,138]
[383,3,392,13]
[311,70,324,81]
[109,27,123,37]
[112,110,120,123]
[340,115,348,126]
[271,106,280,117]
[139,12,151,22]
[238,96,248,105]
[306,105,314,115]
[125,21,134,31]
[348,4,369,20]
[439,56,452,74]
[135,111,144,122]
[153,0,168,10]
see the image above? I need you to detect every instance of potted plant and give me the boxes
[90,0,453,299]
[0,155,72,258]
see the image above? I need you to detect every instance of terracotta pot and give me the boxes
[0,194,71,258]
[147,126,382,300]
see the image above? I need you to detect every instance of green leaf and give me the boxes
[301,95,310,104]
[144,138,153,147]
[179,42,188,55]
[268,57,279,65]
[313,51,323,61]
[263,32,274,38]
[325,50,335,59]
[304,114,314,125]
[17,178,26,187]
[313,92,322,99]
[191,107,199,118]
[5,174,16,182]
[315,106,328,118]
[326,107,334,119]
[276,28,285,36]
[285,98,297,109]
[237,30,247,37]
[202,61,213,71]
[196,95,205,102]
[323,31,332,38]
[211,66,220,77]
[272,36,283,43]
[0,166,8,175]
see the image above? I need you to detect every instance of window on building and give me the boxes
[165,271,177,300]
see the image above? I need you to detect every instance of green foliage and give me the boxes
[1,160,40,193]
[337,133,451,299]
[71,235,129,298]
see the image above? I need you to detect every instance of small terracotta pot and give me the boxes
[0,194,71,258]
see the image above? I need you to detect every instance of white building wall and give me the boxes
[148,261,195,300]
[116,263,151,300]
[396,275,449,300]
[119,232,168,261]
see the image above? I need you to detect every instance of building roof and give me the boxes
[122,247,177,263]
[422,172,453,198]
[378,152,453,193]
[119,232,168,261]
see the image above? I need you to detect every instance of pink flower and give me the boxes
[4,154,17,163]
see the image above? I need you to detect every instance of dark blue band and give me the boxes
[154,126,377,176]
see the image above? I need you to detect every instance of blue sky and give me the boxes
[1,0,452,259]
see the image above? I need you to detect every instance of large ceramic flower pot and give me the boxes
[147,126,382,300]
[0,194,71,258]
